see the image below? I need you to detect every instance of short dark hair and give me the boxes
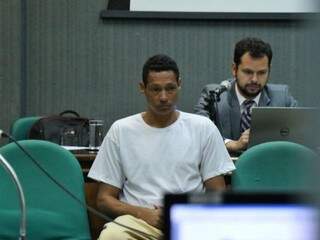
[142,54,180,85]
[233,37,273,68]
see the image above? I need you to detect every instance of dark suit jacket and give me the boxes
[194,79,298,140]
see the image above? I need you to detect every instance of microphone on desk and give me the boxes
[0,130,158,240]
[207,80,232,128]
[211,80,232,97]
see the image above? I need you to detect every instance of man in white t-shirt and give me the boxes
[88,54,235,240]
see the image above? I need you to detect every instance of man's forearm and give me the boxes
[226,140,239,152]
[97,194,163,229]
[204,175,226,191]
[225,139,246,152]
[97,195,149,220]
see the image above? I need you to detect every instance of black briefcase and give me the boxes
[29,110,89,146]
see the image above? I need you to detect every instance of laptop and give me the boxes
[248,107,320,150]
[164,192,319,240]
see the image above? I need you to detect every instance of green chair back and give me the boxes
[10,116,40,141]
[0,140,91,239]
[232,141,319,192]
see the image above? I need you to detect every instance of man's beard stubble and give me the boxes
[235,78,265,99]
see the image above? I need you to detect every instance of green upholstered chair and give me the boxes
[232,141,319,192]
[0,140,91,239]
[10,116,40,141]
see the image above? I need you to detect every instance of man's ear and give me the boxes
[268,64,272,75]
[139,82,146,94]
[231,63,237,78]
[177,78,182,89]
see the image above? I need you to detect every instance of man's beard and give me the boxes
[236,80,263,98]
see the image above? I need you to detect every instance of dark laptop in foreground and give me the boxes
[248,107,319,150]
[164,192,319,240]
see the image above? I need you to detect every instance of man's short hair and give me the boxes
[233,37,273,67]
[142,54,180,85]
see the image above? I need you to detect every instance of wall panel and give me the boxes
[0,0,21,139]
[1,0,319,135]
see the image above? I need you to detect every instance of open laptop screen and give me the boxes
[248,107,319,150]
[165,192,319,240]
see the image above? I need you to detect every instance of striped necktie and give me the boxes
[240,99,255,133]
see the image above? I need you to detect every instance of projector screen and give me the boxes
[130,0,319,13]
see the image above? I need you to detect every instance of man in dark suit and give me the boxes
[194,37,297,153]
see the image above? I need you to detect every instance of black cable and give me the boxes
[3,132,159,240]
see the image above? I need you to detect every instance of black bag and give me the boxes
[29,110,89,146]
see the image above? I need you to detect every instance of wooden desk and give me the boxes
[73,150,96,180]
[72,150,105,240]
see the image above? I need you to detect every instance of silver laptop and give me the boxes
[248,107,319,150]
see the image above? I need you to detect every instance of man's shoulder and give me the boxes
[180,111,207,119]
[265,83,288,93]
[263,83,297,106]
[179,111,214,126]
[111,113,141,129]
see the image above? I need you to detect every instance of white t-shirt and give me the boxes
[88,111,235,208]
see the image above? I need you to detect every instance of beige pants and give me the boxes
[98,215,163,240]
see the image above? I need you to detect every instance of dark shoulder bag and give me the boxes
[29,110,89,146]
